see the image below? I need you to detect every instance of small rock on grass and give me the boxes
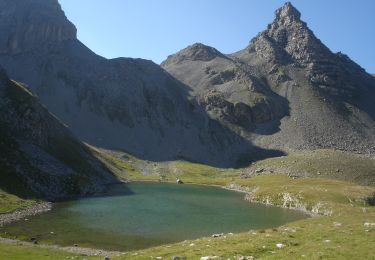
[238,256,255,260]
[172,257,184,260]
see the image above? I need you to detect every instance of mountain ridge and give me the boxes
[162,2,375,155]
[0,1,374,170]
[0,0,271,167]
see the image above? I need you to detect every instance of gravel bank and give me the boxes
[0,202,52,227]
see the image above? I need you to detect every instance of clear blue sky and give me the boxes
[59,0,375,73]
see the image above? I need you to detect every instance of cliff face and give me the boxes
[163,2,375,154]
[0,0,76,54]
[0,68,115,200]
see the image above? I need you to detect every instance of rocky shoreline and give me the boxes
[225,183,333,217]
[0,202,53,227]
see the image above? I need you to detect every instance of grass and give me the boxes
[91,146,241,185]
[246,149,375,186]
[113,175,375,260]
[0,191,35,214]
[0,243,100,260]
[1,148,375,259]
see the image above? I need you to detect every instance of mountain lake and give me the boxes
[1,182,308,251]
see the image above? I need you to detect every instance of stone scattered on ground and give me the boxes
[238,256,255,260]
[0,202,52,227]
[200,256,220,260]
[172,256,185,260]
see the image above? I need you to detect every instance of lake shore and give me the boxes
[0,202,53,227]
[0,236,123,257]
[123,179,317,216]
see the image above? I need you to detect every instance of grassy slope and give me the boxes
[0,191,35,214]
[246,149,375,186]
[0,148,374,259]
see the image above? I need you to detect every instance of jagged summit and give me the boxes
[162,2,375,155]
[275,2,301,22]
[250,2,328,63]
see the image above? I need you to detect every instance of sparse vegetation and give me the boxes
[246,149,375,186]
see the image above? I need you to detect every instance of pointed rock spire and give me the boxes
[247,1,333,65]
[275,2,301,22]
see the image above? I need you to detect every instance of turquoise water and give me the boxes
[1,182,307,251]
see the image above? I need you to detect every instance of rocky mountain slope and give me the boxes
[0,0,259,167]
[0,67,115,200]
[162,2,375,154]
[0,0,374,171]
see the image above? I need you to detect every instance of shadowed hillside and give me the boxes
[0,68,116,200]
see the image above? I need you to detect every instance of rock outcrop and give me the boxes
[162,43,289,131]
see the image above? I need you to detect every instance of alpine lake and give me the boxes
[1,182,307,251]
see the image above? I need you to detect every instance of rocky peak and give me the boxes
[162,43,225,66]
[0,0,77,54]
[274,2,301,24]
[247,2,333,65]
